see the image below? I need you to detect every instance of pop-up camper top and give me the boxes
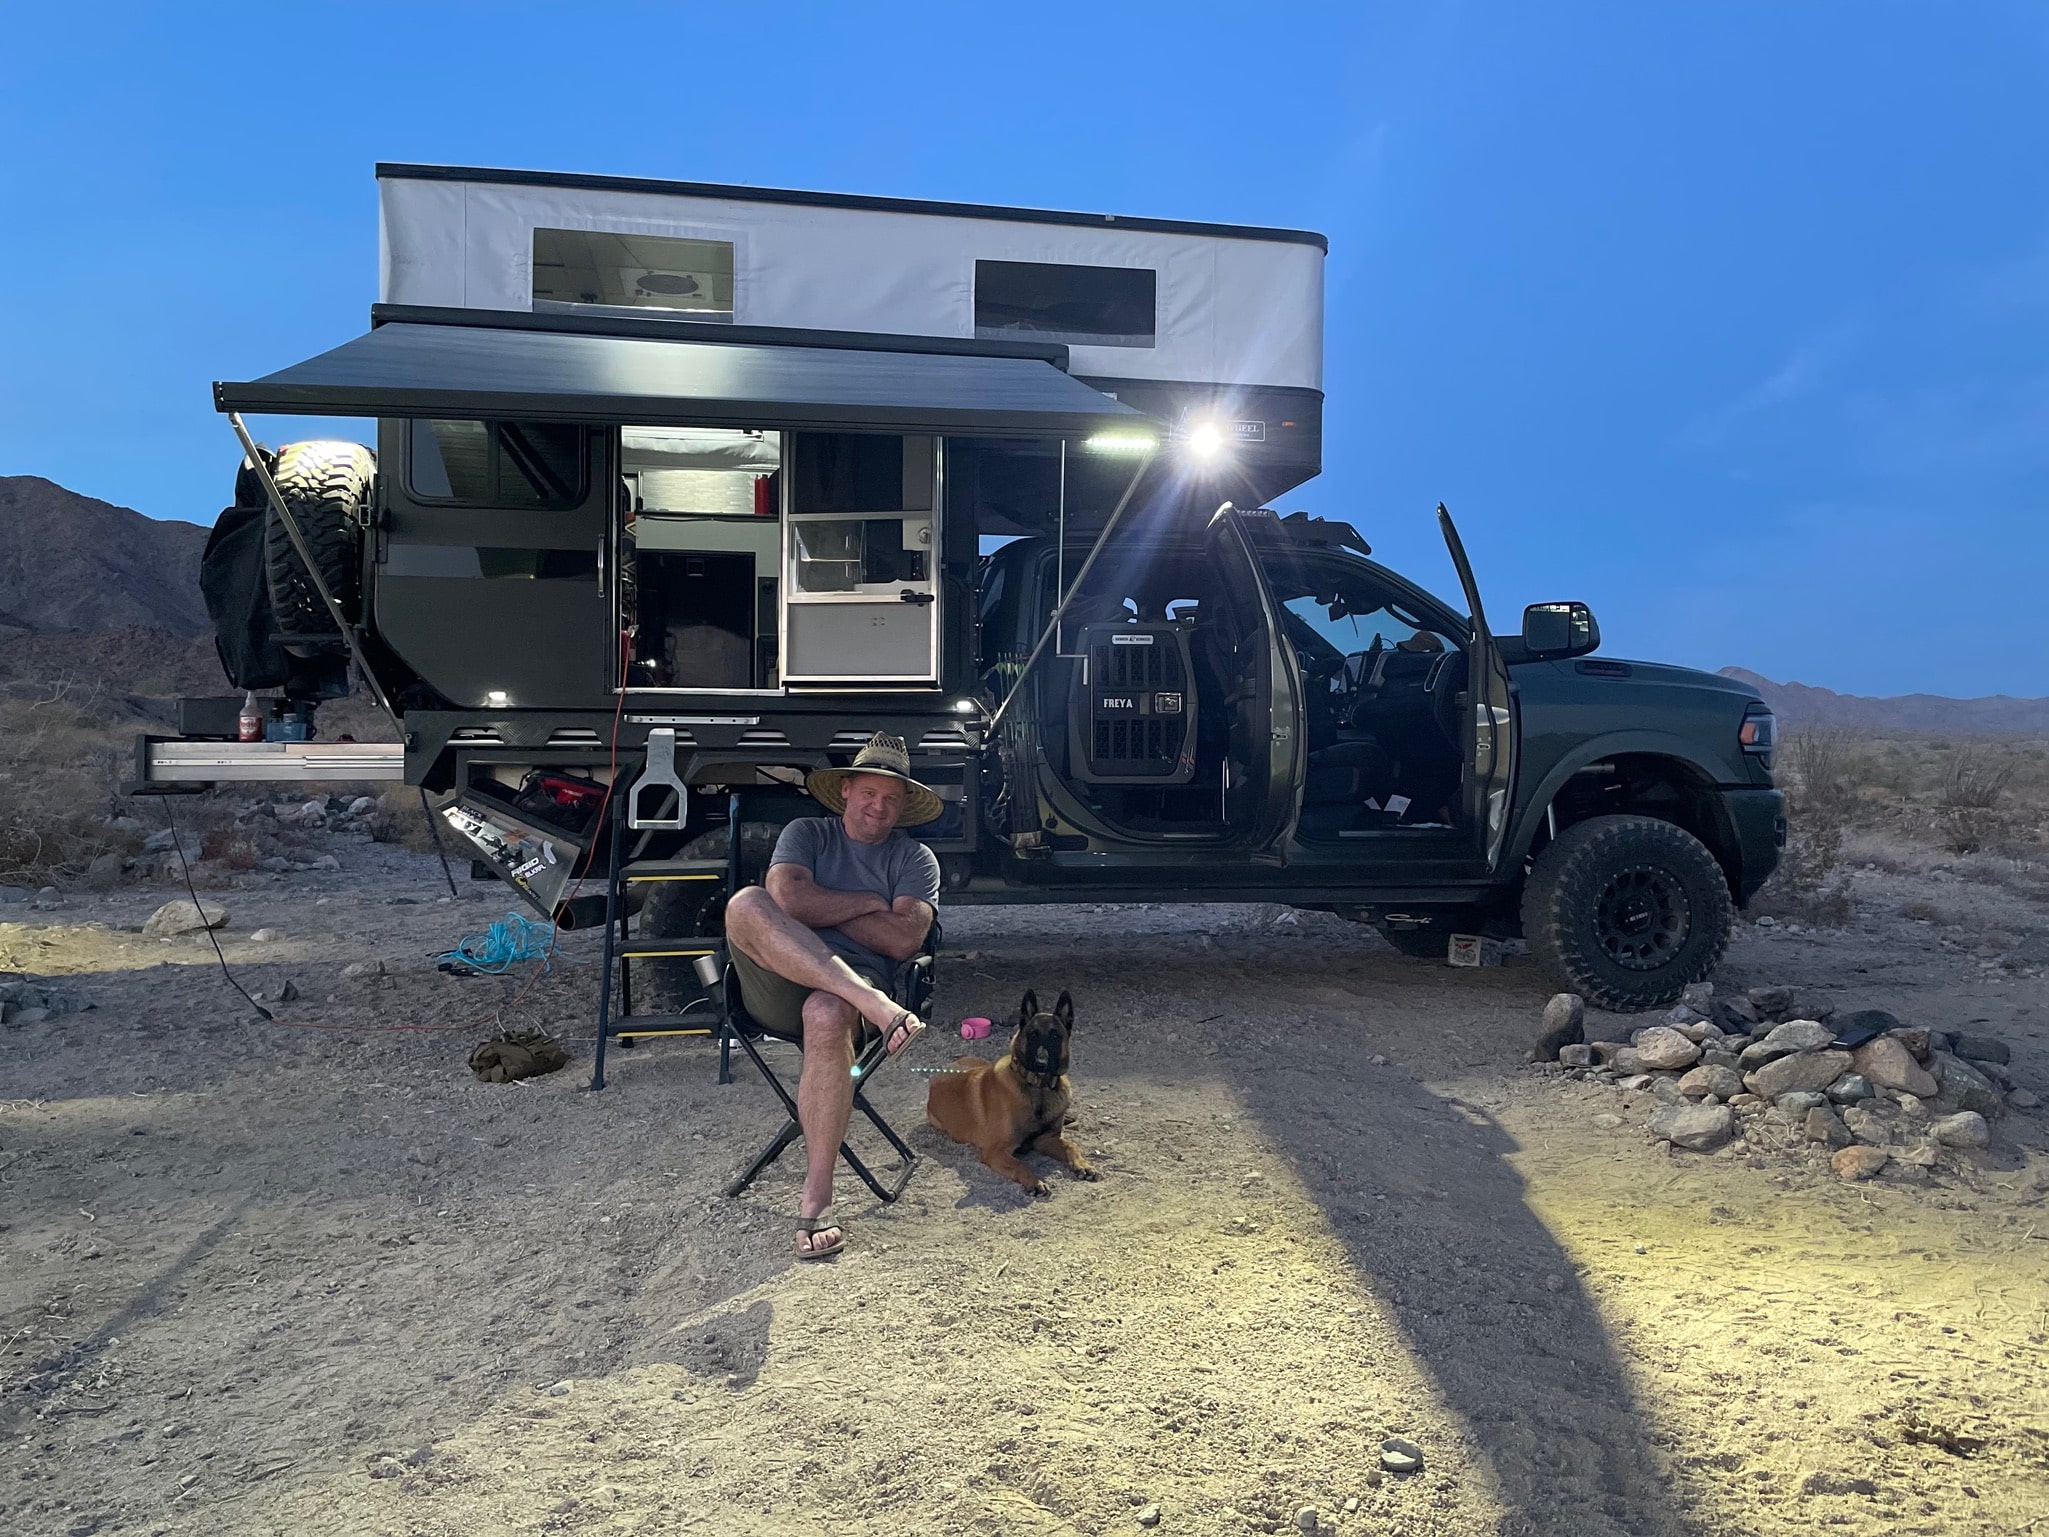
[193,163,1326,765]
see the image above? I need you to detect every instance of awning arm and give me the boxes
[985,446,1158,735]
[227,412,403,735]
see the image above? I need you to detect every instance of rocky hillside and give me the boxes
[0,476,211,635]
[1722,667,2049,736]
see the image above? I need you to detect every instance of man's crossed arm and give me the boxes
[764,863,934,962]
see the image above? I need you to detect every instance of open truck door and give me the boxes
[1436,504,1516,870]
[1211,504,1304,853]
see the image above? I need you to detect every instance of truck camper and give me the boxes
[147,164,1784,1016]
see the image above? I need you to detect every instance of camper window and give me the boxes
[408,420,586,508]
[974,260,1156,348]
[531,228,735,319]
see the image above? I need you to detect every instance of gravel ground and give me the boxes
[2,850,2045,1536]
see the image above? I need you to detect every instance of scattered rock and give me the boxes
[1843,1105,1894,1146]
[1648,1102,1734,1152]
[1893,1093,1929,1120]
[249,928,283,942]
[307,854,342,873]
[274,799,328,828]
[1929,1111,1990,1149]
[1136,1506,1160,1529]
[346,795,378,816]
[1930,1053,2005,1118]
[1849,1036,1938,1098]
[1650,1076,1686,1105]
[1775,1091,1827,1116]
[1379,1437,1424,1475]
[2008,1087,2040,1111]
[1831,1145,1889,1181]
[1295,1508,1319,1534]
[1726,1092,1764,1109]
[1679,1064,1743,1101]
[1951,1034,2009,1066]
[1632,1026,1701,1071]
[277,979,300,1004]
[341,960,387,981]
[1827,1074,1873,1104]
[1805,1106,1852,1148]
[1609,1048,1645,1076]
[1716,995,1761,1029]
[1557,1043,1593,1069]
[1591,1113,1625,1129]
[1533,993,1585,1061]
[1748,985,1795,1020]
[1738,1019,1836,1066]
[142,899,228,938]
[1680,981,1714,1012]
[1617,1073,1653,1092]
[11,1007,51,1026]
[1744,1050,1851,1101]
[0,885,29,903]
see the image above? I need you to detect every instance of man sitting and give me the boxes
[721,733,942,1260]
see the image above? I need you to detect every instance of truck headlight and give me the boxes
[1739,704,1776,755]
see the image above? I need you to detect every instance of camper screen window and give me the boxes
[408,420,587,508]
[974,260,1156,348]
[532,228,735,317]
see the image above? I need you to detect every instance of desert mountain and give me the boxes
[0,476,211,635]
[1721,667,2049,736]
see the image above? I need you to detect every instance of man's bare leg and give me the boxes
[795,990,857,1253]
[725,886,920,1038]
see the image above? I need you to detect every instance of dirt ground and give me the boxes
[3,848,2045,1537]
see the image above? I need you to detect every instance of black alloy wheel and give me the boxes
[1520,814,1733,1010]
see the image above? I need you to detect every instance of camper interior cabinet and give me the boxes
[618,428,943,693]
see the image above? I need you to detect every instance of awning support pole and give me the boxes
[226,412,403,735]
[986,447,1156,735]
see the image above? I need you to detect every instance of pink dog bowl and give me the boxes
[959,1017,992,1040]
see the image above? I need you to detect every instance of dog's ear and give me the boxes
[1019,990,1039,1025]
[1054,991,1074,1031]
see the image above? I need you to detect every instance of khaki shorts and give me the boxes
[730,941,890,1042]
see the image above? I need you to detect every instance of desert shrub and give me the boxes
[1936,744,2021,854]
[367,782,439,854]
[1756,728,1858,923]
[1898,899,1955,924]
[0,690,130,884]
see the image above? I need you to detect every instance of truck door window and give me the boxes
[408,420,586,508]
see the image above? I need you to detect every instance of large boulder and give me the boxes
[1648,1102,1735,1153]
[1631,1026,1702,1072]
[1850,1036,1939,1099]
[1831,1145,1889,1181]
[142,899,228,938]
[1532,993,1585,1062]
[1930,1053,2005,1118]
[1678,1064,1744,1101]
[1738,1020,1836,1067]
[1744,1050,1852,1102]
[1929,1111,1990,1149]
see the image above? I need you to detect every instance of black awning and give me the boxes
[215,322,1145,436]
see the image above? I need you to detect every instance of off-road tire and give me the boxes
[1520,814,1732,1010]
[264,440,372,641]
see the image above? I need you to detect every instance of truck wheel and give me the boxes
[1520,814,1732,1010]
[265,440,372,641]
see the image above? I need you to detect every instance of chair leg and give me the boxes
[724,1119,802,1199]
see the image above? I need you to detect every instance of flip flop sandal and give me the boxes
[882,1009,926,1057]
[795,1214,845,1261]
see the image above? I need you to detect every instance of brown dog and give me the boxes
[926,990,1097,1196]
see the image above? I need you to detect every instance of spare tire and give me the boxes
[265,440,372,642]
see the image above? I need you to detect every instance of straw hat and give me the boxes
[807,732,944,826]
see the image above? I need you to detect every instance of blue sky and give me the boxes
[3,2,2045,697]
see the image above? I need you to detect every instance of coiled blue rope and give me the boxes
[437,912,558,975]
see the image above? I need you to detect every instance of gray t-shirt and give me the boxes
[769,816,941,975]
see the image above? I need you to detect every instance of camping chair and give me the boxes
[716,921,939,1203]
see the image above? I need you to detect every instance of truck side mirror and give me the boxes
[1522,601,1599,660]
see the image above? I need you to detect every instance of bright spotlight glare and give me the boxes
[1084,432,1157,455]
[1185,420,1226,462]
